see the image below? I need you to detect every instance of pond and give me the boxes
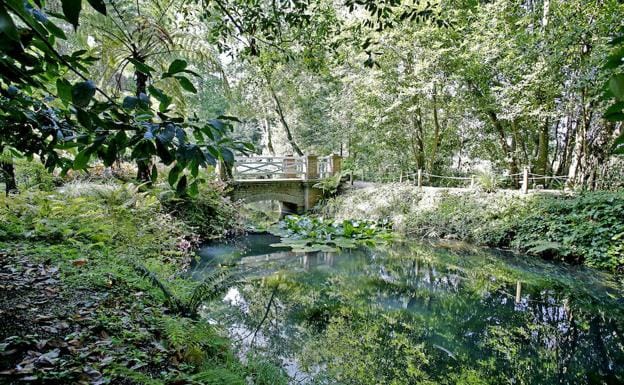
[192,233,624,385]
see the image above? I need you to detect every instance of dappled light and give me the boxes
[0,0,623,383]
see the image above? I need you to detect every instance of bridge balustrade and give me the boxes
[225,154,341,181]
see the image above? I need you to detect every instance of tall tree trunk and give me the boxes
[429,82,442,173]
[264,116,275,156]
[411,109,426,170]
[487,110,519,181]
[536,117,550,176]
[263,74,303,156]
[134,59,151,183]
[1,160,17,196]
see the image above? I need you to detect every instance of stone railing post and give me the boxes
[330,154,342,176]
[417,169,422,189]
[305,155,319,180]
[283,154,297,179]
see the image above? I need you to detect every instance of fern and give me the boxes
[131,260,184,313]
[187,269,237,315]
[132,258,235,317]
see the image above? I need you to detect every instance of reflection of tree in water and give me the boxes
[208,241,624,385]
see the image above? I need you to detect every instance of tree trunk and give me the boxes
[264,117,275,156]
[134,58,152,183]
[1,161,17,196]
[264,74,303,156]
[536,117,550,176]
[429,82,442,173]
[487,110,519,181]
[135,70,147,96]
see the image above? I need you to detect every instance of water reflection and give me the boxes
[194,235,624,385]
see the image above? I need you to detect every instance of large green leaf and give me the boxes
[609,74,624,100]
[86,0,106,15]
[56,78,72,103]
[168,59,188,75]
[71,80,96,107]
[73,147,92,169]
[0,5,19,41]
[175,76,197,93]
[61,0,82,29]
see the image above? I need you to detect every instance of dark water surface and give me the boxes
[192,234,624,385]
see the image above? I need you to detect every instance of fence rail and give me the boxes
[374,167,572,194]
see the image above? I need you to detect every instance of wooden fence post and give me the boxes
[521,167,529,194]
[304,155,318,180]
[417,169,422,189]
[470,175,475,189]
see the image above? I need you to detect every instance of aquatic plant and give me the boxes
[268,215,393,252]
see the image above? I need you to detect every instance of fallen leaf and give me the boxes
[72,259,88,267]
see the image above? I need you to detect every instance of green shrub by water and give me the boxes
[405,191,624,271]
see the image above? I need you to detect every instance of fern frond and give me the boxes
[131,260,183,312]
[186,268,237,315]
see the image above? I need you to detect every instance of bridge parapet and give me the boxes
[220,154,342,216]
[219,154,341,182]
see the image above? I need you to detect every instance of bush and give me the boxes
[158,181,244,239]
[406,191,624,270]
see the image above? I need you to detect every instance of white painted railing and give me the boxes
[229,155,341,181]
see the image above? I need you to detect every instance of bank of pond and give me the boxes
[193,232,624,385]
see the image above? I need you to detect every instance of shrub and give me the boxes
[158,181,244,238]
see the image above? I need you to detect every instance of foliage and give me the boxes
[325,186,624,271]
[475,171,499,193]
[605,25,624,155]
[158,179,244,237]
[313,172,343,196]
[269,214,393,252]
[0,0,250,194]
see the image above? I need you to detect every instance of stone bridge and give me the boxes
[218,154,341,216]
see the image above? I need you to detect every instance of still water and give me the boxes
[192,233,624,385]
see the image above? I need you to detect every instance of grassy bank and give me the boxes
[322,184,624,271]
[0,179,286,384]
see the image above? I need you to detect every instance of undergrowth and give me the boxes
[0,181,284,384]
[324,185,624,271]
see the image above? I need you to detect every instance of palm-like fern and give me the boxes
[132,259,236,318]
[80,0,223,109]
[187,269,238,314]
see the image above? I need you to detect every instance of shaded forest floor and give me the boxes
[0,250,181,385]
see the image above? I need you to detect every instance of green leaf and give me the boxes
[188,180,199,197]
[151,164,158,183]
[73,148,92,169]
[71,80,96,108]
[168,163,182,186]
[604,102,624,122]
[76,108,92,129]
[61,0,82,29]
[128,58,155,76]
[0,5,19,41]
[176,175,188,195]
[86,0,106,15]
[175,76,197,93]
[609,74,624,100]
[56,78,72,103]
[168,59,188,75]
